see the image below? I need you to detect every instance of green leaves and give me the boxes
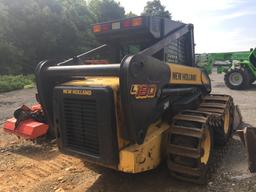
[142,0,171,19]
[0,0,172,75]
[0,75,35,92]
[0,0,125,75]
[88,0,125,22]
[0,40,24,74]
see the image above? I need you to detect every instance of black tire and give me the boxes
[247,69,255,84]
[249,76,255,84]
[224,68,250,90]
[250,79,255,84]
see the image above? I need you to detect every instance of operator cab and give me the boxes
[87,16,195,66]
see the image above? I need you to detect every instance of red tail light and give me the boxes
[122,19,131,28]
[93,24,101,33]
[101,24,110,32]
[92,17,144,33]
[131,17,143,27]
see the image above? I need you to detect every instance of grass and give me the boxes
[0,75,35,93]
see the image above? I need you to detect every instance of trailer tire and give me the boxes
[224,68,250,90]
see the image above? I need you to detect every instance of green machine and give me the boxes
[196,51,251,74]
[216,51,250,74]
[224,48,256,89]
[196,48,256,89]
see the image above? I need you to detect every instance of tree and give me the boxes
[0,0,127,74]
[126,11,137,18]
[88,0,125,22]
[0,1,25,74]
[0,0,96,74]
[0,40,24,74]
[142,0,171,19]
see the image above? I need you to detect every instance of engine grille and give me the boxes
[54,86,119,166]
[63,98,99,156]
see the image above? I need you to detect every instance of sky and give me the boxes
[118,0,256,53]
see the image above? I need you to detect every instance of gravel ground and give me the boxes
[0,88,36,125]
[0,71,256,192]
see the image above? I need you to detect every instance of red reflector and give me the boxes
[122,19,131,28]
[101,24,110,32]
[4,118,48,140]
[92,24,101,33]
[132,17,143,27]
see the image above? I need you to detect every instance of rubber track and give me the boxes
[199,94,234,145]
[167,94,234,184]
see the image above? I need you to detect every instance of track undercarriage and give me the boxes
[167,94,234,184]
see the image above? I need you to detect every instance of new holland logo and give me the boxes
[172,72,196,81]
[63,89,92,96]
[130,84,157,99]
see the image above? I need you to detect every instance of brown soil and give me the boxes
[0,72,256,192]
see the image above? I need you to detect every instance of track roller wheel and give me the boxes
[199,94,234,145]
[167,110,214,184]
